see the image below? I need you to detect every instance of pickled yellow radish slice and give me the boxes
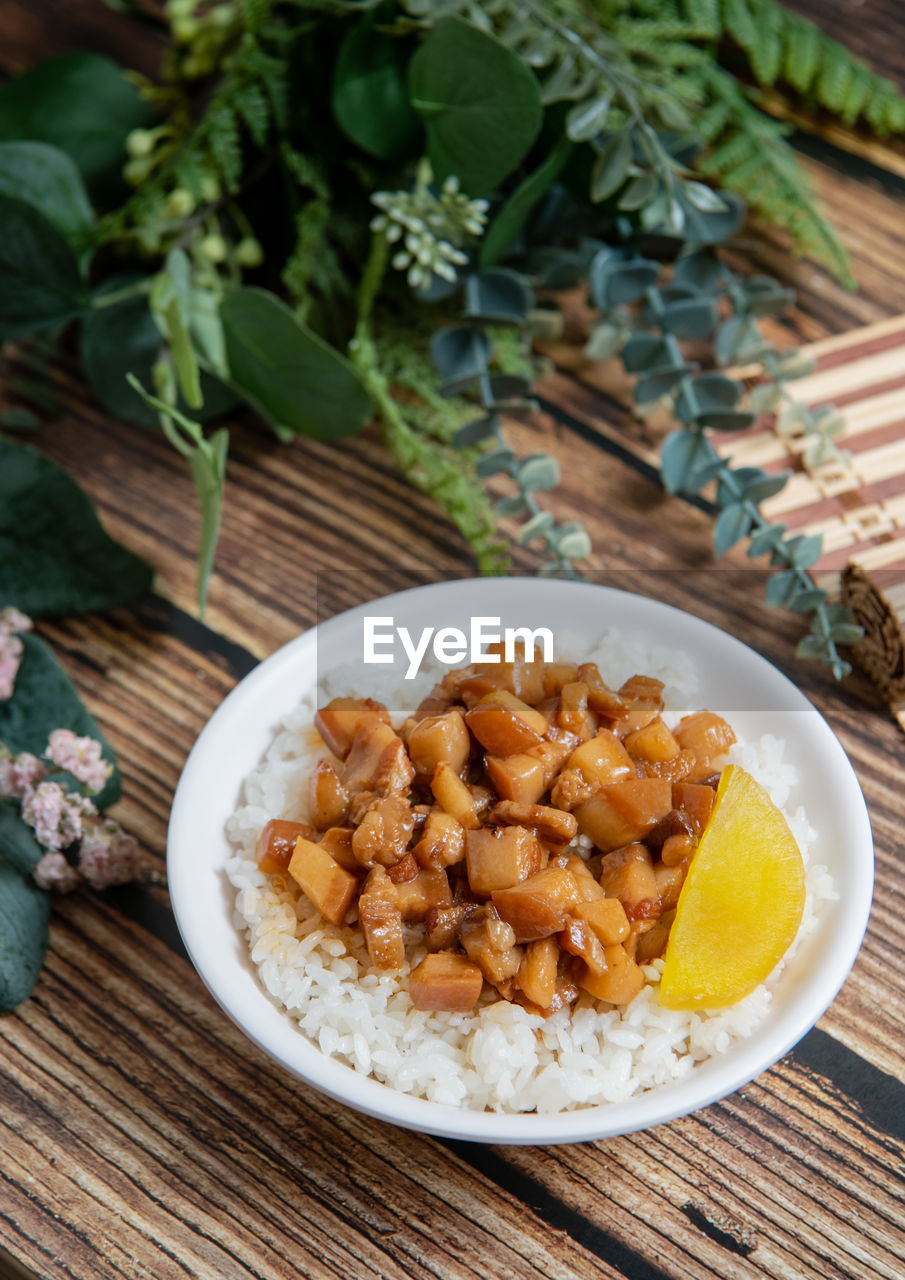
[659,765,805,1010]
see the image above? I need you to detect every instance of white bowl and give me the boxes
[167,578,873,1144]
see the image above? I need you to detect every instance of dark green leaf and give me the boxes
[742,473,790,504]
[0,633,120,808]
[480,136,572,267]
[713,503,752,555]
[409,17,543,194]
[495,494,529,516]
[672,250,724,291]
[635,365,692,405]
[696,410,757,432]
[796,634,830,660]
[675,372,740,423]
[463,269,533,324]
[747,523,787,557]
[80,279,236,428]
[830,623,864,646]
[477,447,516,478]
[788,587,829,612]
[765,569,801,607]
[683,181,727,213]
[618,173,659,212]
[0,855,49,1012]
[590,131,632,202]
[0,408,40,431]
[605,260,661,305]
[621,333,667,374]
[431,325,490,387]
[332,13,421,161]
[0,438,152,620]
[221,288,372,441]
[455,416,497,448]
[0,141,94,249]
[660,298,718,340]
[0,53,153,204]
[0,194,88,340]
[565,96,612,143]
[660,429,717,494]
[0,801,44,877]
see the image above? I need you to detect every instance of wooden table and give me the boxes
[2,4,904,1278]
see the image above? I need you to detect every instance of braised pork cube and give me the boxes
[489,800,577,852]
[616,674,665,734]
[309,759,350,829]
[635,909,676,964]
[414,810,466,870]
[431,761,482,830]
[491,865,580,941]
[645,806,694,855]
[393,867,452,921]
[661,832,697,867]
[578,662,631,719]
[575,944,645,1004]
[288,836,358,925]
[484,753,547,806]
[553,852,605,902]
[567,731,634,789]
[542,663,580,697]
[673,710,736,770]
[575,778,672,851]
[527,739,570,783]
[465,690,547,756]
[515,937,559,1009]
[358,867,405,969]
[319,825,359,872]
[255,819,316,875]
[559,682,594,739]
[598,843,661,922]
[465,825,542,896]
[406,708,471,778]
[672,781,716,834]
[460,910,522,986]
[654,862,685,911]
[351,793,414,868]
[636,748,696,782]
[623,717,680,763]
[315,697,390,759]
[424,902,479,949]
[409,952,484,1012]
[342,714,414,795]
[558,917,608,976]
[573,897,630,945]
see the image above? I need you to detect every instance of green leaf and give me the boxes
[0,633,120,809]
[517,511,554,544]
[431,325,490,387]
[831,622,864,646]
[696,410,756,432]
[788,587,829,612]
[747,523,787,557]
[660,298,719,340]
[477,447,516,478]
[519,454,559,492]
[463,269,533,324]
[604,260,661,305]
[0,408,40,431]
[765,569,800,608]
[0,194,89,340]
[189,428,229,618]
[480,135,573,267]
[0,855,49,1013]
[0,801,44,877]
[713,503,751,555]
[618,173,659,211]
[409,17,543,194]
[660,429,717,494]
[0,53,153,205]
[221,288,372,441]
[796,634,831,661]
[0,141,94,250]
[742,473,789,504]
[566,97,612,143]
[555,527,592,560]
[332,13,421,161]
[788,533,823,569]
[80,279,236,428]
[0,438,152,620]
[590,131,632,202]
[455,416,496,448]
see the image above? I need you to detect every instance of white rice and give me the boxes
[225,630,835,1113]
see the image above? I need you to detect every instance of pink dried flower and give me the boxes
[0,752,48,800]
[77,817,141,889]
[0,607,32,636]
[0,631,24,700]
[33,852,81,894]
[20,781,95,851]
[45,729,111,794]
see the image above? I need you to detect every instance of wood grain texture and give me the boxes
[2,4,905,1280]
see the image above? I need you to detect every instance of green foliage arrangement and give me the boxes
[6,0,905,660]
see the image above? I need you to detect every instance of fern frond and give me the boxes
[696,68,852,283]
[205,106,243,191]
